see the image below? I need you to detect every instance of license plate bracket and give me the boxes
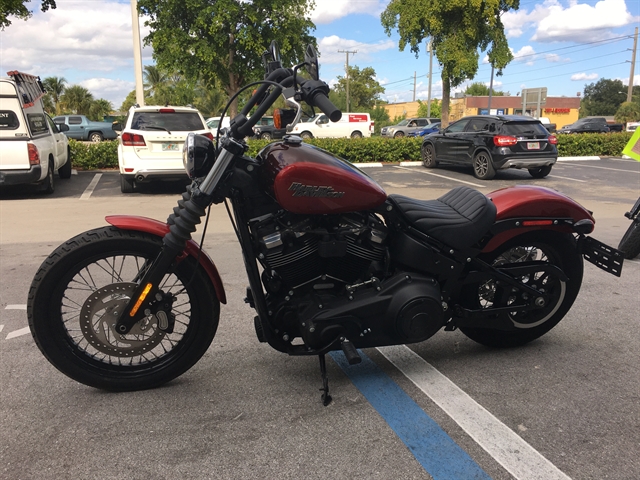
[161,142,180,152]
[582,236,623,277]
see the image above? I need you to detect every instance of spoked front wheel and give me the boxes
[27,227,220,391]
[459,231,583,347]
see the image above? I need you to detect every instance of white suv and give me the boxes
[115,105,212,193]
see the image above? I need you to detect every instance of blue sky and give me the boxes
[0,0,638,110]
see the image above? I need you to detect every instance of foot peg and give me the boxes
[340,338,361,365]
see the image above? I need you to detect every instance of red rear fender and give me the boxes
[105,215,226,304]
[483,185,595,253]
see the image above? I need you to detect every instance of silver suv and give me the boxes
[381,117,441,138]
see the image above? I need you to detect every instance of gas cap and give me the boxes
[283,135,302,146]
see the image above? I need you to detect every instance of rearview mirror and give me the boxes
[304,44,319,81]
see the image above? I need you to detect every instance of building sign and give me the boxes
[544,108,571,114]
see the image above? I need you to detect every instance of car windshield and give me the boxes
[503,122,549,136]
[132,112,204,131]
[396,119,410,126]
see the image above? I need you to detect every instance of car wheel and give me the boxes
[473,151,496,180]
[259,132,272,140]
[120,175,135,193]
[58,147,72,179]
[393,131,405,138]
[89,132,104,142]
[300,132,313,140]
[421,143,438,168]
[528,165,552,178]
[351,131,363,139]
[40,160,55,194]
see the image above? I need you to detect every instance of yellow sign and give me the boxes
[622,128,640,162]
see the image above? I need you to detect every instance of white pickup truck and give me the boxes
[0,72,71,193]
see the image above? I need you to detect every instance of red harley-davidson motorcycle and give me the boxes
[27,43,623,405]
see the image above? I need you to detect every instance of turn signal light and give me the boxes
[27,143,40,165]
[493,135,518,147]
[122,132,146,146]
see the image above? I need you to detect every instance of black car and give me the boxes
[252,116,287,140]
[557,117,610,134]
[421,115,558,180]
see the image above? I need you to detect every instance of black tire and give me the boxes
[89,132,103,142]
[459,231,583,348]
[528,165,552,178]
[39,160,55,194]
[27,227,220,391]
[351,131,363,139]
[259,132,272,140]
[618,220,640,259]
[58,147,72,179]
[393,131,405,138]
[300,131,313,140]
[120,174,135,193]
[473,151,496,180]
[421,143,438,168]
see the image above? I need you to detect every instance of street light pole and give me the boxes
[131,0,145,107]
[628,27,638,103]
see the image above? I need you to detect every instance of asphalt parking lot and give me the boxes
[1,157,639,480]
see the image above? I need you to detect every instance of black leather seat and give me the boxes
[388,186,497,250]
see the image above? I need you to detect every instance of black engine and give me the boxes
[250,211,444,349]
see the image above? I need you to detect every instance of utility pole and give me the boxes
[413,72,416,102]
[426,40,433,117]
[131,0,145,106]
[628,27,638,103]
[487,64,495,112]
[339,49,357,112]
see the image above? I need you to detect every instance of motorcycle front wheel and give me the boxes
[27,227,220,391]
[618,219,640,259]
[459,231,583,348]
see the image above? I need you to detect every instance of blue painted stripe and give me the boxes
[330,351,491,480]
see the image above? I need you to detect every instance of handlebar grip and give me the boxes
[311,93,342,123]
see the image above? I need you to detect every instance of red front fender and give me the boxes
[105,215,226,304]
[483,185,595,253]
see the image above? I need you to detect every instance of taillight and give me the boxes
[202,132,214,140]
[122,132,146,146]
[28,143,40,165]
[158,108,175,113]
[548,135,558,145]
[493,135,518,147]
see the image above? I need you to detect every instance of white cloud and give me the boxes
[571,72,599,81]
[79,78,135,107]
[532,0,637,42]
[511,45,537,66]
[311,0,389,24]
[503,1,554,38]
[318,35,396,65]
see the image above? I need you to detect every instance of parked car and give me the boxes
[252,116,287,140]
[538,117,556,133]
[205,116,231,132]
[113,105,212,193]
[381,117,440,138]
[420,115,558,180]
[556,117,622,134]
[0,71,71,193]
[289,112,373,139]
[626,122,639,132]
[53,114,118,142]
[407,123,441,137]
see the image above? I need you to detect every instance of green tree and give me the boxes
[464,81,505,97]
[580,79,627,117]
[143,65,168,104]
[137,0,316,117]
[615,101,640,124]
[333,66,386,112]
[120,90,139,112]
[42,76,66,115]
[381,0,518,126]
[370,104,390,135]
[417,99,442,118]
[1,0,56,29]
[88,99,113,121]
[60,85,93,115]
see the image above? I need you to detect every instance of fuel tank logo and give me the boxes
[288,182,345,198]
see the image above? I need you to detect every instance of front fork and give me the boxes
[115,191,210,334]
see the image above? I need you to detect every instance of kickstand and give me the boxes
[318,354,332,406]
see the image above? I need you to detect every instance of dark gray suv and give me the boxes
[421,115,558,180]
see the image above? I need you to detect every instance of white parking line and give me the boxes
[379,345,572,480]
[6,327,30,340]
[80,173,103,200]
[561,163,640,173]
[548,175,587,183]
[5,304,26,310]
[393,165,485,187]
[0,325,3,333]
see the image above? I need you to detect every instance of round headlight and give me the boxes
[183,132,215,179]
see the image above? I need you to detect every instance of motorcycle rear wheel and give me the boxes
[617,219,640,259]
[27,227,220,391]
[459,231,583,348]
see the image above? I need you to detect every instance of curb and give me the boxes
[352,157,603,167]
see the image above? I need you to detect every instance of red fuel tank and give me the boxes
[258,139,387,215]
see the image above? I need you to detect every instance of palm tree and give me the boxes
[143,65,168,104]
[89,99,113,121]
[42,76,67,115]
[60,85,94,115]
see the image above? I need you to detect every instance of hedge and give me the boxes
[68,132,634,170]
